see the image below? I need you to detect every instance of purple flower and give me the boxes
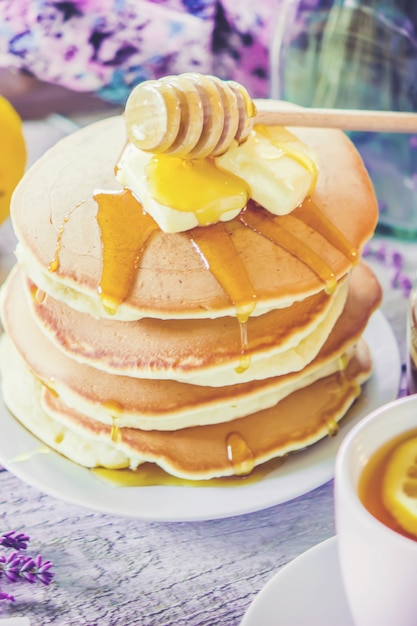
[0,553,54,586]
[0,531,55,601]
[31,555,55,587]
[0,591,15,602]
[363,242,413,298]
[18,556,38,584]
[0,531,30,551]
[0,552,24,583]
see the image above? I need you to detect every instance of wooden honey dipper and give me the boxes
[125,73,417,160]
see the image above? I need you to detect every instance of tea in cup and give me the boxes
[335,395,417,626]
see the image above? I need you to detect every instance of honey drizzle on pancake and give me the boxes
[46,187,359,378]
[188,223,257,322]
[189,222,257,373]
[293,197,359,265]
[322,370,361,436]
[108,417,120,443]
[48,214,70,272]
[94,189,159,314]
[236,323,251,374]
[103,400,124,443]
[48,201,86,273]
[226,431,255,476]
[239,206,338,295]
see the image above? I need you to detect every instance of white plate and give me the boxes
[240,536,354,625]
[0,311,400,521]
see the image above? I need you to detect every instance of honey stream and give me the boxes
[94,189,159,314]
[189,223,256,373]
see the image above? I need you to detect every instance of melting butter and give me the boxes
[146,154,249,226]
[255,124,319,194]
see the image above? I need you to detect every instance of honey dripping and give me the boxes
[28,283,46,304]
[240,206,337,295]
[322,372,349,437]
[110,417,121,443]
[189,222,256,373]
[54,432,65,444]
[94,189,159,314]
[226,431,255,476]
[321,372,361,437]
[103,400,124,443]
[293,197,358,265]
[40,376,59,398]
[48,202,85,273]
[236,319,251,374]
[48,214,70,272]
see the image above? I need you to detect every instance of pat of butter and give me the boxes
[116,126,318,233]
[116,145,248,233]
[215,125,318,216]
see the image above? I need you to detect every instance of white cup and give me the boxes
[335,394,417,626]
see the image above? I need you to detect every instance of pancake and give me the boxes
[23,269,350,384]
[11,106,378,322]
[1,333,372,478]
[1,86,381,482]
[0,262,381,431]
[0,338,134,470]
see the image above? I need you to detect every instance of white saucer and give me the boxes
[240,536,354,626]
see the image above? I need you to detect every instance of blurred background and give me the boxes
[0,0,417,235]
[270,0,417,238]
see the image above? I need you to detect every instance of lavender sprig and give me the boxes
[0,531,55,602]
[363,242,413,298]
[0,591,15,602]
[20,555,55,586]
[0,531,30,551]
[0,552,24,583]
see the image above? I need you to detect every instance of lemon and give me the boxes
[0,96,26,224]
[382,436,417,537]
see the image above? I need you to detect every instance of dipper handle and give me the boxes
[125,73,417,159]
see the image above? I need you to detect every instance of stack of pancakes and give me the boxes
[0,106,381,480]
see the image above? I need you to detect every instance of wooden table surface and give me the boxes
[0,113,415,626]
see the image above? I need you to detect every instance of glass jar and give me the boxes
[270,0,417,239]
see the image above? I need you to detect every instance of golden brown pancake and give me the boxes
[23,269,349,382]
[11,108,378,321]
[1,262,381,432]
[40,341,371,479]
[1,333,372,478]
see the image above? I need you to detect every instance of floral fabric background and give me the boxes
[0,0,281,102]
